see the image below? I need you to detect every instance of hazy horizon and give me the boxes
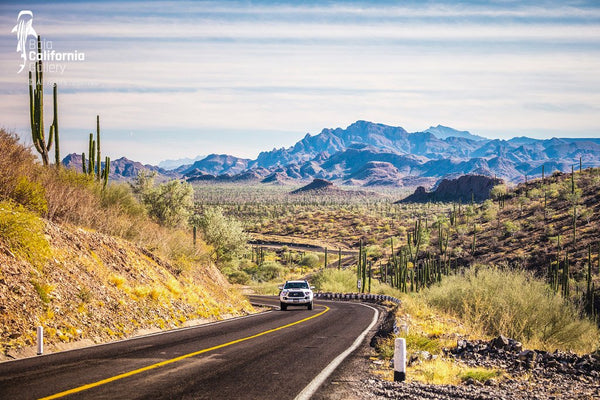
[1,0,599,164]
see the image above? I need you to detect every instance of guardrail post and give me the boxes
[37,326,44,355]
[394,338,406,382]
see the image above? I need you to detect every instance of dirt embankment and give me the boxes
[0,218,253,360]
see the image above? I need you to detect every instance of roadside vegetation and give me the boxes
[190,167,600,381]
[0,129,251,356]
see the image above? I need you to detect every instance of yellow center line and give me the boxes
[39,306,329,400]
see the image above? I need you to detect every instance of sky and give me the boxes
[1,0,599,164]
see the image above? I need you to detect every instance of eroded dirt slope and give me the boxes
[0,218,253,360]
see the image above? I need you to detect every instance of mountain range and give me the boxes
[62,121,600,188]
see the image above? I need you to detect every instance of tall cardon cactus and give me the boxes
[82,115,110,188]
[29,35,59,166]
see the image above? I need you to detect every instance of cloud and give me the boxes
[0,0,599,164]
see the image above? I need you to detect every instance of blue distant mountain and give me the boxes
[178,121,600,186]
[67,121,600,187]
[423,125,487,141]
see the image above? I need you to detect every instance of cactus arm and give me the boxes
[82,153,87,174]
[103,156,110,187]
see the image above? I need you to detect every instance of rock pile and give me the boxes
[334,335,600,400]
[449,335,600,380]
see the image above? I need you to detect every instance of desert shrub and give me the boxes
[503,220,520,237]
[100,183,146,218]
[0,129,37,200]
[227,270,251,285]
[0,201,51,267]
[42,167,98,223]
[131,172,194,228]
[254,261,285,282]
[365,245,383,258]
[195,207,249,263]
[421,266,599,353]
[312,268,357,293]
[299,253,320,268]
[12,176,47,215]
[490,184,508,201]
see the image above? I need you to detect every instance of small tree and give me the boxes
[195,207,249,263]
[131,171,194,228]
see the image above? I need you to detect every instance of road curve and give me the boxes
[0,296,377,400]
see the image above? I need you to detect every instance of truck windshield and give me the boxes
[285,282,308,289]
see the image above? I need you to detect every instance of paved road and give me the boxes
[0,296,378,400]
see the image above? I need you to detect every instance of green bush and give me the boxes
[194,207,249,263]
[0,201,51,268]
[255,261,285,282]
[299,253,320,268]
[12,176,47,215]
[31,279,52,304]
[100,183,146,218]
[131,172,194,228]
[459,368,502,383]
[421,266,599,353]
[312,268,357,292]
[227,270,251,285]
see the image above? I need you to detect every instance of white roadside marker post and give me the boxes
[394,338,406,382]
[37,326,43,355]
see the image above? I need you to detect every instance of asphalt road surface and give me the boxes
[0,296,378,400]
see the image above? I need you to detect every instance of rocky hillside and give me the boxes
[445,169,600,280]
[399,175,503,203]
[0,129,252,360]
[62,153,179,182]
[291,178,334,194]
[0,208,252,360]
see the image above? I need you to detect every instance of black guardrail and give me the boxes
[314,292,401,305]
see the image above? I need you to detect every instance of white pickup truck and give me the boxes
[278,280,314,310]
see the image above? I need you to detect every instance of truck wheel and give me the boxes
[307,302,313,310]
[280,302,287,311]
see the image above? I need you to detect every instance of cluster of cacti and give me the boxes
[251,246,265,265]
[29,35,59,167]
[438,224,449,265]
[82,115,110,188]
[548,234,573,299]
[381,245,451,294]
[356,240,368,292]
[406,218,423,263]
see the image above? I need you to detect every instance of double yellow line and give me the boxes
[40,306,329,400]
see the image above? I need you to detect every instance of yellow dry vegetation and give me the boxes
[0,216,254,357]
[0,129,254,358]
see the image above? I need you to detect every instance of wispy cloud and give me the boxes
[0,0,599,163]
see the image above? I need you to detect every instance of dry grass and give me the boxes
[420,266,599,353]
[374,295,503,385]
[0,129,255,355]
[0,128,203,269]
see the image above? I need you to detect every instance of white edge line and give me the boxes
[294,303,380,400]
